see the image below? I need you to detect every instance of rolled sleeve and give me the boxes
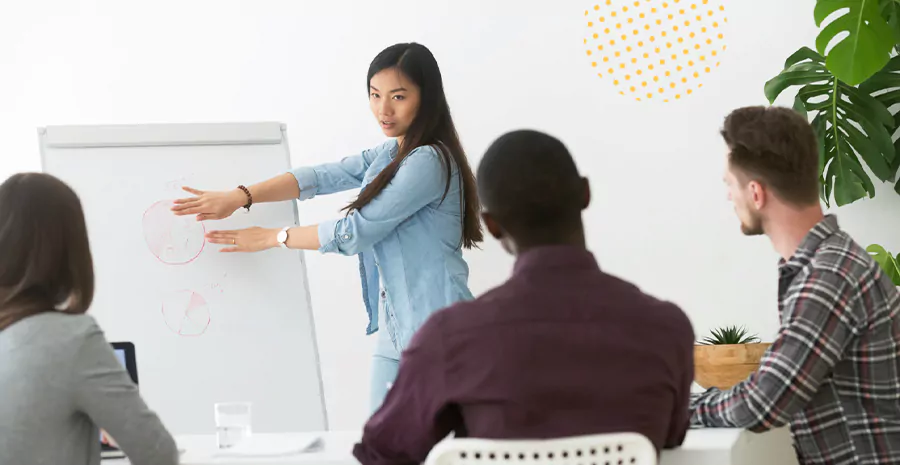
[317,218,341,254]
[288,141,390,200]
[290,167,319,201]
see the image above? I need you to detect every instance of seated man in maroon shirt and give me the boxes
[353,129,696,465]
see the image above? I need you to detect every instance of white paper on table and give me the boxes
[212,433,323,458]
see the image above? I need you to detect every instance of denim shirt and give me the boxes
[291,139,473,350]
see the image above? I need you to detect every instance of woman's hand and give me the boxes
[206,227,279,253]
[171,187,246,221]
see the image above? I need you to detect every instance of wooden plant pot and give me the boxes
[694,343,772,390]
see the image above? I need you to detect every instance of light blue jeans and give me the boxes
[370,288,401,413]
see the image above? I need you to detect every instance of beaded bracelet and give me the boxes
[237,185,252,211]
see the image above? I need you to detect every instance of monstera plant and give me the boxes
[765,49,898,207]
[868,245,900,285]
[764,0,900,284]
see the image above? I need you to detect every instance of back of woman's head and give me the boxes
[349,42,483,249]
[0,173,94,330]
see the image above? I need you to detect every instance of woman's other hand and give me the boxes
[206,227,278,253]
[171,187,246,221]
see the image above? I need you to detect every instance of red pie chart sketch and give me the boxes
[143,200,206,265]
[161,290,211,337]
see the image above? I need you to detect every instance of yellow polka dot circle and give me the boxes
[584,0,728,102]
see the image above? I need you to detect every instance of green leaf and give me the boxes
[873,88,900,107]
[841,83,895,128]
[766,46,897,206]
[834,163,869,204]
[787,46,829,68]
[765,70,830,104]
[867,244,900,285]
[823,157,837,205]
[860,55,900,183]
[765,48,830,103]
[837,118,894,180]
[859,56,900,95]
[880,0,900,46]
[835,93,896,171]
[842,138,878,193]
[815,0,895,85]
[815,115,834,206]
[860,73,900,93]
[894,133,900,175]
[794,93,809,114]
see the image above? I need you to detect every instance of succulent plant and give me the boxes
[699,325,761,345]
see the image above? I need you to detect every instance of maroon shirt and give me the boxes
[353,246,695,465]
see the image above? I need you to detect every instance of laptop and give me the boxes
[100,342,137,459]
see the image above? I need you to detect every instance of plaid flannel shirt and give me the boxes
[690,215,900,465]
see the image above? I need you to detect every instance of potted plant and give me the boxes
[694,326,772,390]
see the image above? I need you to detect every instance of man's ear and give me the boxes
[581,177,591,210]
[748,180,767,210]
[481,212,504,240]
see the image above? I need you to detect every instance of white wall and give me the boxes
[1,0,898,431]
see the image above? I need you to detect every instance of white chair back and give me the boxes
[424,432,657,465]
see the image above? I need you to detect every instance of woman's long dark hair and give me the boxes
[343,43,483,249]
[0,173,94,331]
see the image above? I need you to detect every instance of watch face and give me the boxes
[277,230,288,243]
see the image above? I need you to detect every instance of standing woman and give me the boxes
[172,42,483,410]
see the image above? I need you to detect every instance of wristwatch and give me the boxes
[276,226,291,249]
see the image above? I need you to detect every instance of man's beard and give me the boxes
[740,211,764,236]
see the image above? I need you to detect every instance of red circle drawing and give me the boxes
[142,200,206,265]
[161,290,211,337]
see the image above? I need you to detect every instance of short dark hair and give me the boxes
[0,173,94,331]
[477,130,584,237]
[721,106,820,206]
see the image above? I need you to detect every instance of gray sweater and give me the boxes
[0,312,178,465]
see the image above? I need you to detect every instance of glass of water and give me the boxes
[214,402,252,449]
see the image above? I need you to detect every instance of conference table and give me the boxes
[108,427,799,465]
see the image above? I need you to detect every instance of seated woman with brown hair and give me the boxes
[0,173,178,465]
